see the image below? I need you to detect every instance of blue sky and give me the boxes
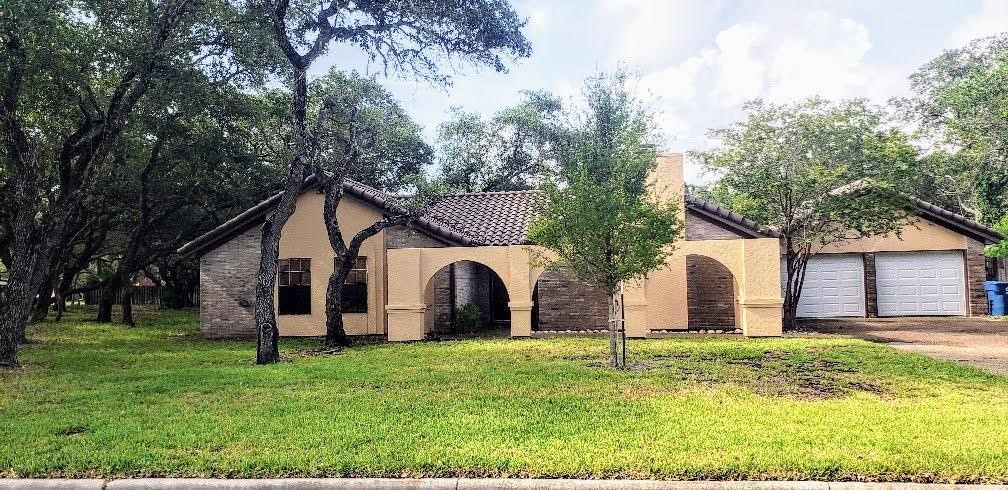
[315,0,1008,183]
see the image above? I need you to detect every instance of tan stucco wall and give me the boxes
[276,191,387,336]
[386,245,539,341]
[657,238,783,336]
[816,219,968,254]
[640,154,690,331]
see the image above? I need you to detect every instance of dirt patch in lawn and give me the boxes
[628,350,889,400]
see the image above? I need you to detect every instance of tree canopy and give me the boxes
[436,91,565,193]
[310,70,432,192]
[528,72,683,368]
[900,35,1008,226]
[694,98,917,328]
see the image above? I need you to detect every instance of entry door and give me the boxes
[875,252,965,316]
[783,254,866,318]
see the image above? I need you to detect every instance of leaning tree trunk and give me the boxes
[253,67,313,365]
[30,278,55,324]
[255,220,282,364]
[0,279,33,368]
[121,284,136,327]
[324,267,350,349]
[0,202,72,368]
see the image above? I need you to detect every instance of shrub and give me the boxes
[456,304,482,332]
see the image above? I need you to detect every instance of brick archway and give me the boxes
[385,246,540,341]
[686,254,738,329]
[423,260,512,334]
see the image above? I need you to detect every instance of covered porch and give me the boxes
[384,239,784,341]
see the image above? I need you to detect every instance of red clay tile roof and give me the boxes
[424,190,539,246]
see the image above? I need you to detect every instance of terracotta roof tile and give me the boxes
[423,190,539,246]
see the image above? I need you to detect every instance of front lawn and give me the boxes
[2,310,1007,482]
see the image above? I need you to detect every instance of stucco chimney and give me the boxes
[650,153,685,206]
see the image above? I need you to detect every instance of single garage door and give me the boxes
[783,254,866,318]
[875,251,965,316]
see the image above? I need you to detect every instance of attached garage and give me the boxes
[785,254,866,318]
[875,251,966,316]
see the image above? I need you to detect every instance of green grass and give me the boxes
[2,310,1008,482]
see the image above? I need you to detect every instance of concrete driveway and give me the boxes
[795,316,1008,375]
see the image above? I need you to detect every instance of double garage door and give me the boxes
[787,251,966,318]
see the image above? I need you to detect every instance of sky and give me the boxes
[314,0,1008,184]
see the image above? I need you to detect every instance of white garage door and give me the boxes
[875,252,965,316]
[782,254,866,318]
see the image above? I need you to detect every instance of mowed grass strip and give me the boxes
[1,310,1007,482]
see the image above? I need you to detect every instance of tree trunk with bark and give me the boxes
[253,69,313,364]
[121,284,136,327]
[324,266,350,348]
[318,173,412,349]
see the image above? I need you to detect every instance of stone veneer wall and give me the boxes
[967,238,989,315]
[199,226,260,339]
[533,268,609,331]
[385,225,448,249]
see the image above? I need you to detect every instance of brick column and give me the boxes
[863,253,878,317]
[966,239,989,316]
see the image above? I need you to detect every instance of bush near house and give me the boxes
[1,310,1008,482]
[455,304,482,332]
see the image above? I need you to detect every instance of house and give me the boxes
[178,154,1003,341]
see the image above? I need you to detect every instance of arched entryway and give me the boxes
[423,260,512,335]
[686,254,738,329]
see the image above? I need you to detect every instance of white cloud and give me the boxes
[711,23,769,105]
[526,3,552,33]
[593,0,724,67]
[948,0,1008,47]
[636,9,907,183]
[638,51,712,102]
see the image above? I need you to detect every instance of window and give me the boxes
[341,256,368,313]
[278,258,311,315]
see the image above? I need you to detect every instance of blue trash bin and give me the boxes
[985,281,1008,316]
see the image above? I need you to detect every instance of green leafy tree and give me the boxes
[436,91,565,193]
[987,216,1008,259]
[694,98,917,330]
[0,0,274,369]
[528,72,683,369]
[256,0,531,362]
[901,35,1008,226]
[310,71,432,192]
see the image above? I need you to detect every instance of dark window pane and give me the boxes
[341,282,367,313]
[279,272,289,287]
[278,259,289,272]
[278,285,311,315]
[301,271,311,286]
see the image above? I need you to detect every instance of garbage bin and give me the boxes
[984,281,1008,316]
